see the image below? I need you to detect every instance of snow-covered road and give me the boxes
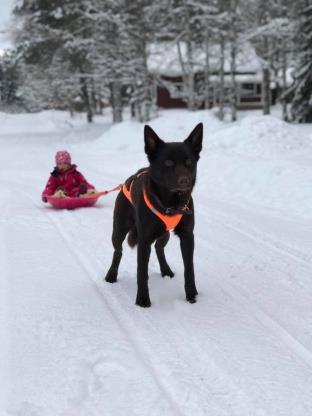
[1,109,312,416]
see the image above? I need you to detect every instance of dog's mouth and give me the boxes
[171,187,192,193]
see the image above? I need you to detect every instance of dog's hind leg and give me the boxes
[105,192,133,284]
[105,223,129,283]
[155,232,174,278]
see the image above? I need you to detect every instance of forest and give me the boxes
[0,0,311,124]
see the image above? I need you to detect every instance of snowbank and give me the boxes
[208,115,312,157]
[80,109,312,218]
[0,110,94,135]
[2,107,312,416]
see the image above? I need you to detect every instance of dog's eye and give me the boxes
[164,160,175,167]
[185,159,192,167]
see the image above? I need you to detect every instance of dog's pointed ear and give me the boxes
[184,123,203,157]
[144,125,164,158]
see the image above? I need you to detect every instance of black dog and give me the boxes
[105,123,203,307]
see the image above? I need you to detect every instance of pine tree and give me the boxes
[123,0,168,121]
[240,0,272,115]
[14,0,98,120]
[189,0,219,110]
[290,0,312,122]
[229,0,240,121]
[0,51,19,106]
[164,0,206,111]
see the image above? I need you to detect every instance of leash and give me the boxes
[102,184,123,195]
[84,184,123,198]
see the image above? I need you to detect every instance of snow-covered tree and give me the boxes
[240,0,272,115]
[10,0,309,124]
[289,0,312,122]
[13,0,98,119]
[163,0,207,111]
[0,51,19,106]
[123,0,169,121]
[229,0,240,121]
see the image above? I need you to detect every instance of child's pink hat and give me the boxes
[55,150,71,165]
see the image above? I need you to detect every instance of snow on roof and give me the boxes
[147,41,262,77]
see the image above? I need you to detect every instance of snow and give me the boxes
[147,41,262,76]
[0,0,14,50]
[0,111,104,135]
[1,108,312,416]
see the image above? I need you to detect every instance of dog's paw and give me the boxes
[186,289,198,304]
[104,269,117,283]
[161,267,175,278]
[136,293,151,308]
[186,295,197,304]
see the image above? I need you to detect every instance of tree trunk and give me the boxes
[185,5,195,111]
[204,27,211,109]
[131,101,136,119]
[230,46,237,121]
[186,39,195,110]
[110,81,123,123]
[80,77,93,123]
[230,0,238,121]
[136,101,143,123]
[262,14,271,115]
[142,43,152,122]
[68,100,74,118]
[176,41,188,108]
[281,0,288,121]
[219,34,225,121]
[281,38,288,121]
[262,66,271,115]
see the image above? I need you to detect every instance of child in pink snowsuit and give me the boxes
[42,151,96,202]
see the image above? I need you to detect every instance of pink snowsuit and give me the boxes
[42,164,94,202]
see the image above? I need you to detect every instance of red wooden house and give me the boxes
[148,42,277,110]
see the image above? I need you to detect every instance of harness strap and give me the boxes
[122,170,147,205]
[122,171,184,231]
[122,182,133,204]
[143,189,183,231]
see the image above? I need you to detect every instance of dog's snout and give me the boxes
[177,176,190,188]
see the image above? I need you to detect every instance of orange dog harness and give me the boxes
[122,173,184,231]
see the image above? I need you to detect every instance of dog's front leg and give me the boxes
[136,239,152,307]
[179,231,198,303]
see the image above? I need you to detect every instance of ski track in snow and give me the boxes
[50,198,312,416]
[46,210,267,416]
[2,109,312,416]
[205,200,312,269]
[3,184,179,416]
[38,187,312,416]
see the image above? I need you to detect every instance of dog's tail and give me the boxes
[127,227,138,248]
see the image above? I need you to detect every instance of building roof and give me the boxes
[147,41,262,77]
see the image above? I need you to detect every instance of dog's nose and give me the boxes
[177,176,190,188]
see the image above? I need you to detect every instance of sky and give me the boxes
[0,0,15,52]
